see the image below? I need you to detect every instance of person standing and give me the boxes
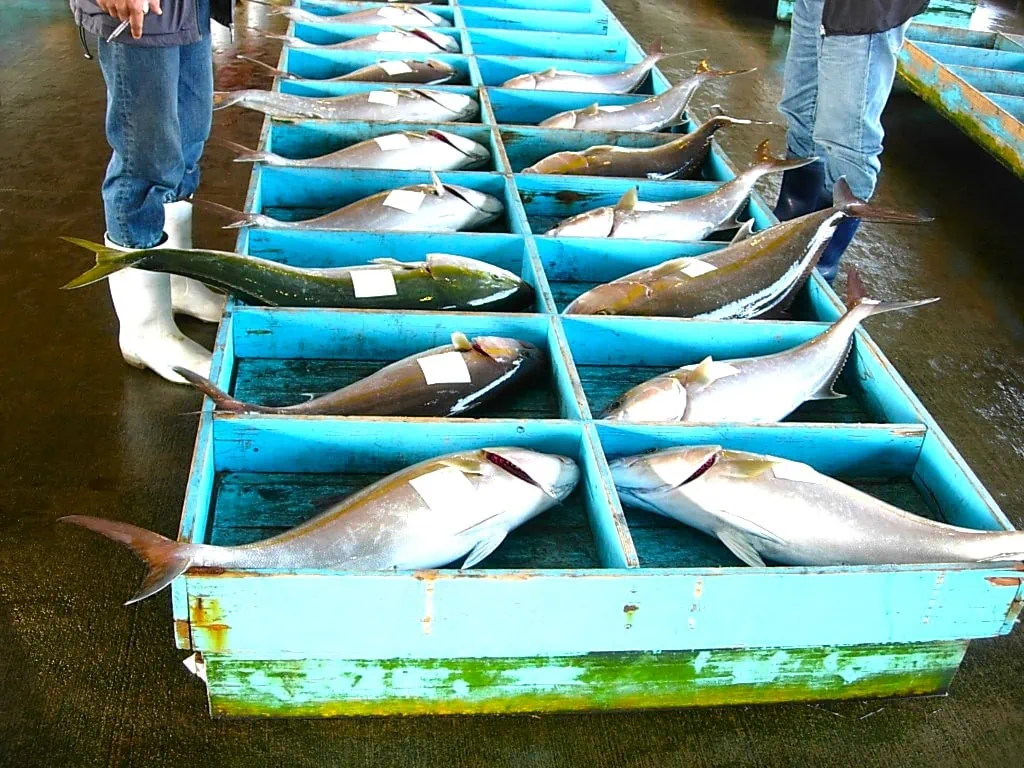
[69,0,234,383]
[774,0,927,282]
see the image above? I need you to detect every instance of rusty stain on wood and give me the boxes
[986,577,1022,586]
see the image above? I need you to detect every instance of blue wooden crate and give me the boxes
[163,0,1024,714]
[279,48,474,85]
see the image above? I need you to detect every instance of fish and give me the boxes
[61,241,535,311]
[610,445,1024,568]
[261,2,451,27]
[212,87,478,123]
[562,177,932,318]
[538,60,754,131]
[601,269,939,422]
[60,447,581,603]
[545,140,812,240]
[176,332,542,417]
[501,38,667,94]
[197,173,503,234]
[214,129,491,171]
[263,27,460,53]
[521,106,771,180]
[237,54,459,85]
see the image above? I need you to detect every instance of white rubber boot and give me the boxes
[105,234,212,385]
[164,200,226,323]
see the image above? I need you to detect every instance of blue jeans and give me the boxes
[98,0,212,248]
[778,0,910,201]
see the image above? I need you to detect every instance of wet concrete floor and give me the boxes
[1,1,1023,766]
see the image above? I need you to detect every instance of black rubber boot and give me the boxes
[773,158,826,221]
[816,216,860,284]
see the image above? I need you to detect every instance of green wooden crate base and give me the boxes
[204,641,967,717]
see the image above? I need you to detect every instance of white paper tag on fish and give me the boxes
[418,351,471,385]
[367,90,400,107]
[383,189,426,214]
[377,6,407,19]
[379,60,414,76]
[349,268,398,298]
[680,259,718,277]
[772,461,822,484]
[409,467,479,527]
[599,105,627,112]
[374,133,412,151]
[376,31,401,42]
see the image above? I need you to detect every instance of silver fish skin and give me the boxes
[268,28,460,53]
[226,130,490,171]
[238,55,459,85]
[538,60,753,131]
[269,5,451,27]
[212,88,478,123]
[501,40,665,94]
[546,141,812,240]
[223,174,504,233]
[62,448,581,603]
[611,446,1024,568]
[601,280,939,423]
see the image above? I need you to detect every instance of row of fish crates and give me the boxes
[173,0,1024,715]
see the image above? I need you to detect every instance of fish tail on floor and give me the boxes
[212,90,254,110]
[208,135,280,165]
[706,105,776,127]
[694,59,756,78]
[194,199,271,229]
[60,237,145,289]
[751,139,816,174]
[845,267,940,315]
[58,516,195,604]
[236,55,298,80]
[173,367,249,413]
[832,178,934,224]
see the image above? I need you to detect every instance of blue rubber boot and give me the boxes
[816,216,860,284]
[773,158,826,221]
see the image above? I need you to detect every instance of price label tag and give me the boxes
[367,90,400,107]
[772,462,822,484]
[417,351,472,385]
[680,259,718,277]
[374,133,412,151]
[379,59,414,76]
[349,268,398,298]
[409,466,480,528]
[382,189,426,213]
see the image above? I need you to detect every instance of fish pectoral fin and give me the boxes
[716,529,767,568]
[809,385,847,401]
[440,456,487,475]
[713,210,749,233]
[429,171,446,197]
[729,218,757,245]
[583,102,601,116]
[715,510,787,547]
[450,331,473,351]
[723,458,778,479]
[461,530,508,569]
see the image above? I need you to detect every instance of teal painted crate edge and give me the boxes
[776,0,978,27]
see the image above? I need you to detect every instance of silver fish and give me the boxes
[501,38,666,94]
[546,141,811,240]
[538,59,753,131]
[218,129,491,171]
[267,3,451,27]
[611,446,1024,567]
[238,54,459,85]
[267,27,460,54]
[602,270,939,422]
[210,172,504,233]
[62,448,581,603]
[212,87,478,122]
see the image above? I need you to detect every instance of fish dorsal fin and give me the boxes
[451,331,473,351]
[730,218,756,245]
[429,171,445,196]
[370,257,416,269]
[688,356,717,388]
[541,67,558,76]
[753,138,772,165]
[583,102,601,116]
[615,187,639,213]
[846,265,867,309]
[695,59,711,74]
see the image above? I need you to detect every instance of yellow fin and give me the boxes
[615,187,639,213]
[450,331,472,351]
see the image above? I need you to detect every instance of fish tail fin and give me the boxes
[832,178,935,224]
[59,516,194,604]
[751,139,816,175]
[706,104,776,127]
[173,367,249,413]
[60,237,145,289]
[658,46,706,62]
[194,199,268,229]
[236,55,299,80]
[209,135,281,165]
[212,90,251,110]
[694,59,756,78]
[844,267,940,316]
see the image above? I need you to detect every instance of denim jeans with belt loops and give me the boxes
[97,0,212,249]
[778,0,911,202]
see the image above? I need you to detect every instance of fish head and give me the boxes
[601,376,686,422]
[609,445,722,511]
[472,336,543,371]
[428,130,491,166]
[484,447,581,506]
[545,206,615,238]
[562,280,651,316]
[425,253,534,309]
[540,110,578,129]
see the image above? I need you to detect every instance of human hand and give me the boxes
[96,0,163,40]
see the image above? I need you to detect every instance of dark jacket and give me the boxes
[823,0,930,35]
[70,0,234,47]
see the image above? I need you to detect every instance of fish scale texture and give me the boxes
[2,0,1024,766]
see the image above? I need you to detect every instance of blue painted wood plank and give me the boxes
[984,91,1024,121]
[460,0,595,12]
[947,64,1024,97]
[914,41,1024,71]
[289,21,467,52]
[906,24,996,47]
[486,87,644,125]
[277,78,479,99]
[460,7,608,35]
[468,29,629,61]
